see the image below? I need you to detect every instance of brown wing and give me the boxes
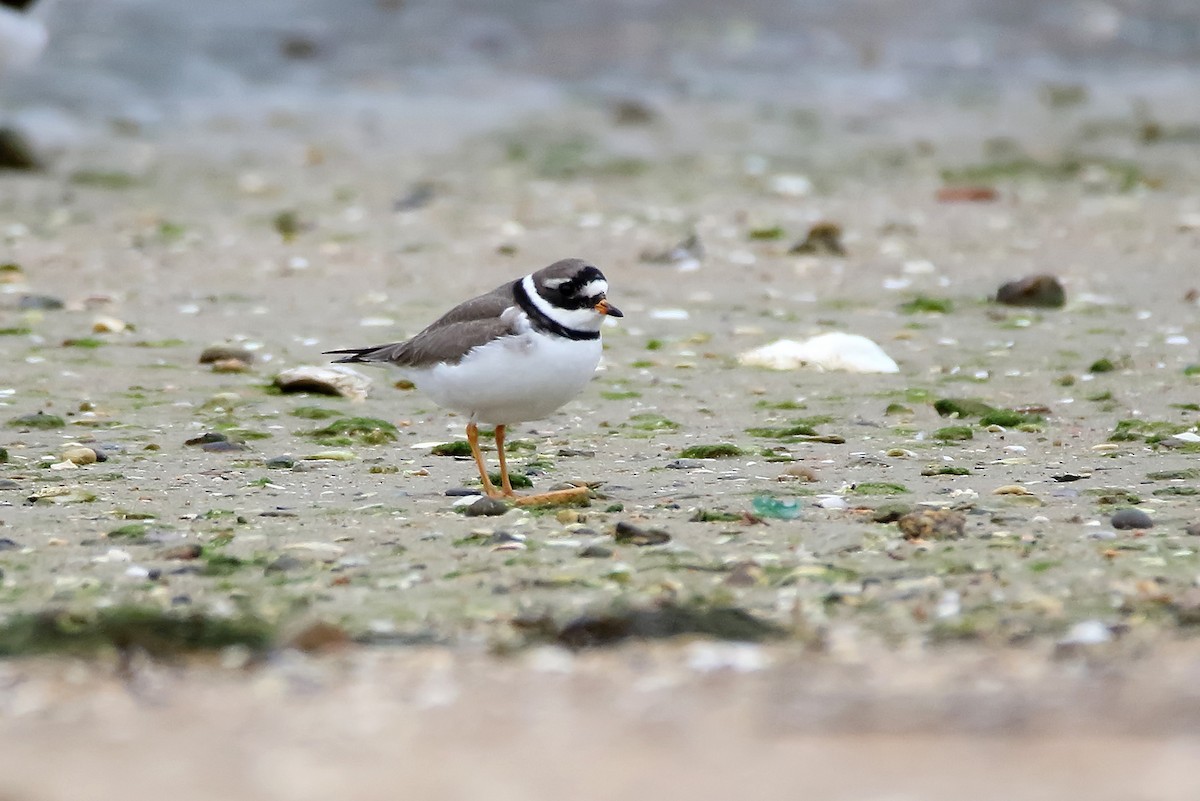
[326,281,520,368]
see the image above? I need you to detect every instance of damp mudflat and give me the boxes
[1,95,1199,798]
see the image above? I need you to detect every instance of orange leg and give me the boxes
[466,422,501,498]
[494,424,516,497]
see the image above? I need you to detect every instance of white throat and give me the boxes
[521,274,604,334]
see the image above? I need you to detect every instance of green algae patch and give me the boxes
[0,607,274,657]
[934,426,974,441]
[290,406,344,420]
[304,417,398,446]
[515,599,786,650]
[850,482,910,496]
[431,441,472,457]
[7,412,66,429]
[625,413,681,432]
[679,444,744,459]
[900,296,954,314]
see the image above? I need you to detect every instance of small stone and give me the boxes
[995,275,1066,309]
[872,502,913,523]
[1110,508,1153,530]
[897,508,966,540]
[1186,522,1200,537]
[613,521,671,546]
[0,537,19,551]
[302,450,356,461]
[7,411,65,429]
[199,345,255,365]
[61,446,98,466]
[465,497,509,517]
[665,459,706,470]
[202,440,249,453]
[0,479,20,490]
[285,621,351,653]
[275,365,371,401]
[993,485,1033,496]
[724,560,765,587]
[777,465,818,482]
[265,555,308,574]
[159,544,203,560]
[1059,619,1112,646]
[185,432,227,446]
[18,294,64,311]
[579,543,613,558]
[92,316,130,334]
[211,358,252,373]
[556,509,583,524]
[788,222,846,256]
[265,456,296,469]
[0,128,42,171]
[445,487,480,496]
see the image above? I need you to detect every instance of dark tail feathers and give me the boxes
[324,347,377,364]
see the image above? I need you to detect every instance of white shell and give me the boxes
[738,333,899,374]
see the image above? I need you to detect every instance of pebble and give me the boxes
[159,544,203,560]
[264,555,308,574]
[465,497,509,517]
[17,294,64,310]
[274,364,371,401]
[265,455,296,469]
[1110,508,1153,530]
[61,446,98,466]
[1060,619,1112,646]
[0,479,18,490]
[897,508,966,540]
[92,316,129,334]
[0,537,19,551]
[613,521,671,546]
[724,560,765,587]
[739,333,899,374]
[665,459,706,470]
[1186,522,1200,537]
[872,502,913,523]
[777,465,818,482]
[994,275,1066,308]
[210,358,252,373]
[302,450,357,461]
[202,440,249,453]
[185,432,227,446]
[579,543,613,558]
[199,345,255,365]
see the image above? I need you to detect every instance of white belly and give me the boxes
[406,332,602,425]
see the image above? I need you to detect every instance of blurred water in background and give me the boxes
[2,0,1199,146]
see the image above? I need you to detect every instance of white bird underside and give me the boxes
[403,330,602,425]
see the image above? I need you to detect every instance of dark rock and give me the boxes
[556,448,596,457]
[393,182,435,211]
[0,537,19,551]
[872,502,913,523]
[18,294,64,311]
[579,543,613,558]
[185,432,227,446]
[464,497,508,517]
[995,275,1066,308]
[1110,508,1154,530]
[159,544,203,560]
[665,459,706,470]
[265,555,308,574]
[897,508,966,540]
[445,487,480,496]
[486,530,524,545]
[614,521,671,546]
[0,127,42,171]
[265,456,296,469]
[788,222,846,256]
[0,479,20,490]
[199,345,255,365]
[7,411,65,429]
[1186,522,1200,537]
[202,440,249,453]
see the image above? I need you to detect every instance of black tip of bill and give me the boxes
[595,299,623,318]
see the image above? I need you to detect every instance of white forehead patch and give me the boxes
[541,277,570,289]
[577,279,608,298]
